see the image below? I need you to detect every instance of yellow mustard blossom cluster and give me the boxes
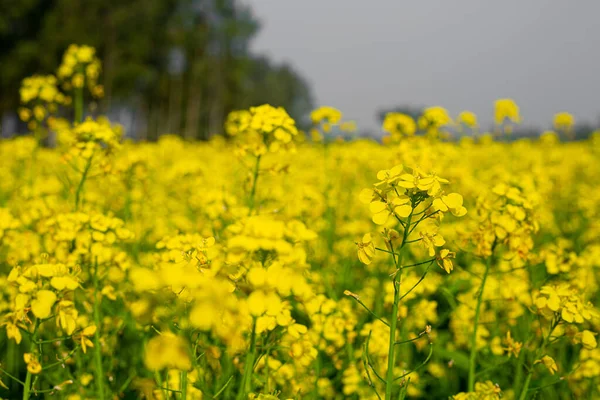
[457,111,478,129]
[60,117,122,159]
[494,98,521,134]
[418,106,453,138]
[453,381,502,400]
[554,111,576,139]
[494,98,521,125]
[226,104,299,154]
[311,106,342,128]
[19,75,67,130]
[57,44,104,98]
[470,183,538,259]
[382,112,417,142]
[358,164,466,273]
[534,284,597,327]
[309,106,347,142]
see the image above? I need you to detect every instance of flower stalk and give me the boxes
[385,211,413,400]
[468,253,492,391]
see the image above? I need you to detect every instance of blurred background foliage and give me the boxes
[0,0,314,139]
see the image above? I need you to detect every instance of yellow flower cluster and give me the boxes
[382,112,417,141]
[309,106,346,141]
[494,98,521,125]
[57,44,103,97]
[311,106,342,126]
[226,104,299,154]
[418,106,453,138]
[535,284,597,324]
[60,117,122,159]
[471,183,538,258]
[18,75,67,130]
[453,380,502,400]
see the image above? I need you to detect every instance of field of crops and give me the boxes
[1,45,600,400]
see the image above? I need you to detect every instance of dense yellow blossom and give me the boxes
[0,44,599,400]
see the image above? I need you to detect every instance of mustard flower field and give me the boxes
[2,45,600,400]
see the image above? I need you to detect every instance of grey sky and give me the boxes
[245,0,600,133]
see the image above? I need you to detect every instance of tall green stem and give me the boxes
[518,373,533,400]
[181,369,188,400]
[237,319,257,399]
[75,154,93,211]
[75,88,84,124]
[93,258,106,399]
[74,71,84,124]
[468,254,492,391]
[248,155,261,215]
[22,320,40,400]
[385,212,413,400]
[518,321,557,400]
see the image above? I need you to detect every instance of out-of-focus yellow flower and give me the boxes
[535,355,558,375]
[418,106,453,138]
[554,112,575,139]
[24,353,42,374]
[311,106,342,125]
[494,98,521,125]
[382,112,416,140]
[457,110,478,129]
[144,333,191,371]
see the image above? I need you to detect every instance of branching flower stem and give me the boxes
[384,210,413,400]
[93,257,106,400]
[22,319,40,400]
[467,249,493,392]
[248,155,261,215]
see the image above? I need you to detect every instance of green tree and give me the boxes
[0,0,314,140]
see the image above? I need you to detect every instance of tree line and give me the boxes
[0,0,313,139]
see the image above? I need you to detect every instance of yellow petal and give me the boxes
[248,290,267,316]
[433,198,448,212]
[359,189,374,204]
[362,233,372,244]
[394,204,412,218]
[31,290,57,319]
[83,325,97,336]
[358,249,372,265]
[452,206,467,217]
[389,164,403,176]
[372,211,389,225]
[443,193,463,209]
[369,201,387,214]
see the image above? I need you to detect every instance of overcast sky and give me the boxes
[245,0,600,132]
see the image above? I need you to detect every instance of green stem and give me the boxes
[385,288,400,399]
[237,319,257,399]
[74,76,84,123]
[155,371,168,399]
[213,375,233,399]
[518,320,557,400]
[93,258,106,400]
[519,373,533,400]
[22,320,40,400]
[468,254,492,391]
[385,212,413,400]
[181,369,187,400]
[247,155,261,215]
[74,153,93,211]
[0,366,25,386]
